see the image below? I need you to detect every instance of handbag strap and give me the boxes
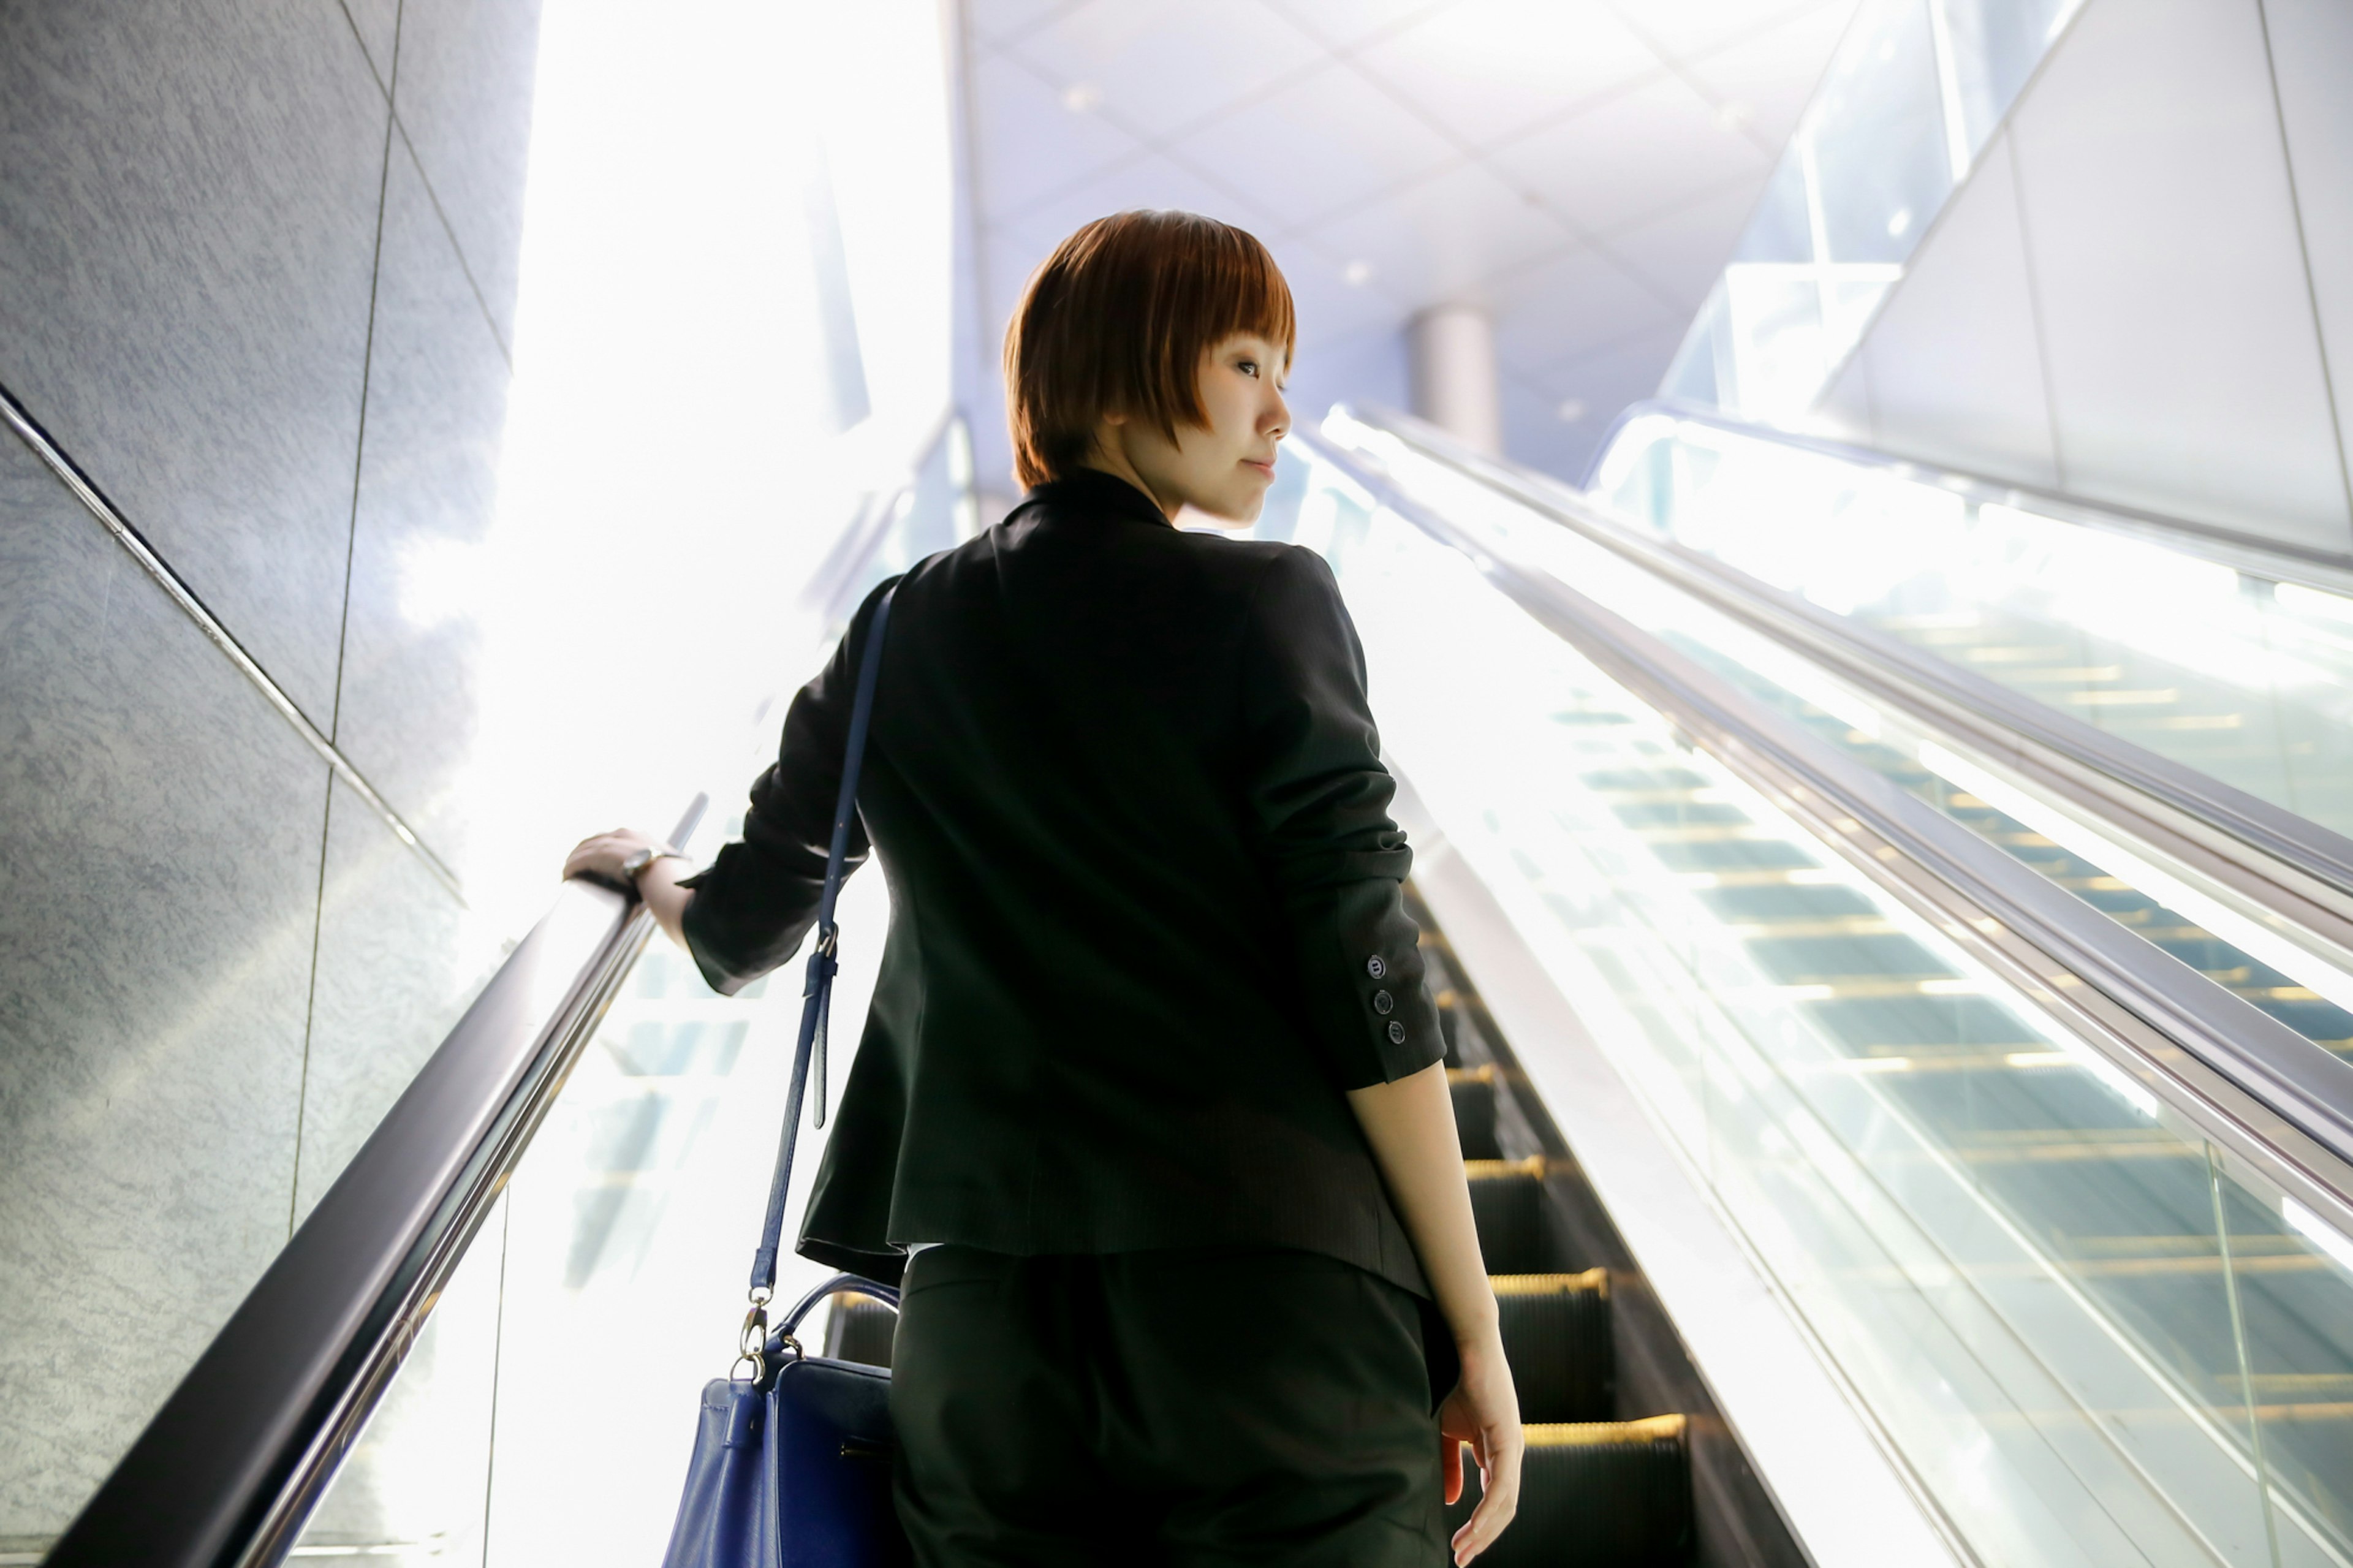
[748,582,897,1300]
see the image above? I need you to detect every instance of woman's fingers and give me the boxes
[563,828,651,882]
[1440,1434,1464,1506]
[1449,1423,1523,1565]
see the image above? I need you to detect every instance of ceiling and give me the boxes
[957,0,1860,494]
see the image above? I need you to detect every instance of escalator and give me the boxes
[40,401,2353,1568]
[1289,407,2353,1567]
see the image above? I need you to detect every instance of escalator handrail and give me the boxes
[1294,423,2353,1231]
[42,825,684,1568]
[1353,403,2353,955]
[1578,396,2353,594]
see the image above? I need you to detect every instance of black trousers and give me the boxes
[890,1245,1447,1567]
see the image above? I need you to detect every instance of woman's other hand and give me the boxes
[1440,1331,1522,1565]
[563,827,663,888]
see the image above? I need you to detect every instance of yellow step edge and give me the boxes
[1490,1268,1607,1299]
[1447,1064,1498,1085]
[1464,1156,1547,1181]
[1524,1414,1687,1448]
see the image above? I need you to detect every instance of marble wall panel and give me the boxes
[341,0,403,93]
[1854,131,2062,491]
[332,144,512,887]
[2010,0,2352,553]
[0,0,392,725]
[2262,0,2353,505]
[394,0,547,352]
[294,774,507,1225]
[0,434,328,1538]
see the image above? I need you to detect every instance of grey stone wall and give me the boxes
[0,0,543,1545]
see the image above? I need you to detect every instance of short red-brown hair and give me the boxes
[1004,210,1296,490]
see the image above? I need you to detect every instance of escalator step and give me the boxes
[1495,1270,1612,1423]
[1438,986,1464,1067]
[1446,1414,1692,1567]
[1450,1066,1504,1160]
[822,1292,897,1369]
[1467,1156,1548,1275]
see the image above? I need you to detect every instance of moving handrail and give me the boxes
[45,797,703,1568]
[1353,404,2353,966]
[1294,425,2353,1246]
[1581,396,2353,593]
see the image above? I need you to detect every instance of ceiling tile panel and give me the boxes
[1351,0,1663,148]
[1167,63,1460,225]
[1287,322,1413,423]
[1008,0,1329,141]
[967,0,1088,51]
[996,150,1284,257]
[1685,0,1859,150]
[1264,0,1452,51]
[1311,160,1577,306]
[1491,74,1770,238]
[971,51,1146,217]
[1488,246,1676,374]
[1600,176,1765,312]
[1266,240,1411,351]
[1599,0,1831,62]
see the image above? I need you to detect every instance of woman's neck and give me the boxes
[1077,444,1177,523]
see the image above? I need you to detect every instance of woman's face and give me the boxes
[1104,331,1290,525]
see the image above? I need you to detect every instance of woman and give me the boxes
[567,210,1521,1566]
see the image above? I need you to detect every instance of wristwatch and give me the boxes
[620,843,685,884]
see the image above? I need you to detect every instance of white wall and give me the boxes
[1813,0,2353,559]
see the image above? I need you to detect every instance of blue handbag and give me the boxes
[661,585,911,1568]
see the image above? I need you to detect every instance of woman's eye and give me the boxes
[1237,359,1258,377]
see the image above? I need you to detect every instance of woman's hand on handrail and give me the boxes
[563,828,696,948]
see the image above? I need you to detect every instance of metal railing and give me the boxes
[1583,397,2353,591]
[1373,403,2353,966]
[44,798,701,1568]
[1295,423,2353,1245]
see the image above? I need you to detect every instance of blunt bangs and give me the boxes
[1004,210,1296,490]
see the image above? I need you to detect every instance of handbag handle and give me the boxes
[747,582,898,1303]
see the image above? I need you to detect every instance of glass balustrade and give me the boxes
[1272,428,2353,1568]
[1595,413,2353,849]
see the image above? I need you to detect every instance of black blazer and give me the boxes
[681,469,1445,1292]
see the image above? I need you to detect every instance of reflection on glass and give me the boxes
[1659,0,2088,424]
[1596,416,2353,847]
[1295,428,2353,1566]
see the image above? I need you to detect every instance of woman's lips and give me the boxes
[1243,458,1275,478]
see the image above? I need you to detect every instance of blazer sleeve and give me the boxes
[677,578,896,995]
[1237,547,1446,1090]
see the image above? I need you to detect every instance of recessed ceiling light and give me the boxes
[1343,260,1373,286]
[1714,101,1752,131]
[1556,399,1588,424]
[1886,207,1912,237]
[1062,82,1102,113]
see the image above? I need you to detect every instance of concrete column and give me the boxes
[1408,304,1503,455]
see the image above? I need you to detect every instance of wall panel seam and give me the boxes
[288,770,338,1239]
[390,119,516,366]
[332,24,402,747]
[2253,0,2353,548]
[0,385,466,903]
